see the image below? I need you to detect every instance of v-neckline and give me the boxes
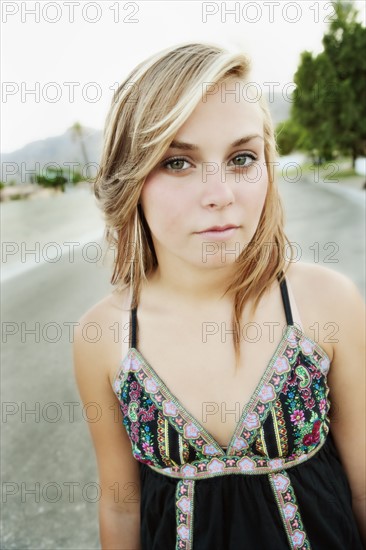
[115,324,330,456]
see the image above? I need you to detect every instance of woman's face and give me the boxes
[140,79,269,271]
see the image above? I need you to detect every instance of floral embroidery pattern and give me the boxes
[303,420,321,447]
[116,373,159,467]
[228,326,324,455]
[281,353,330,454]
[269,471,311,549]
[176,479,195,549]
[290,410,305,425]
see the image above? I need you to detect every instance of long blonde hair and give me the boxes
[94,41,295,366]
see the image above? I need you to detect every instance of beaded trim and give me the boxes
[269,470,311,549]
[175,479,195,549]
[146,433,327,480]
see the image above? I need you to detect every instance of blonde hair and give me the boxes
[94,41,295,367]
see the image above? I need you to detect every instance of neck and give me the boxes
[143,261,238,308]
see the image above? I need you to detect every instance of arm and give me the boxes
[73,306,141,550]
[326,274,366,545]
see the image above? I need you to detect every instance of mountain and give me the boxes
[1,126,103,185]
[1,94,291,185]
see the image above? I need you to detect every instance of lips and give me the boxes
[197,224,238,233]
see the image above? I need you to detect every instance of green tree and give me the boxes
[322,2,366,166]
[293,50,339,162]
[291,0,366,166]
[275,119,306,156]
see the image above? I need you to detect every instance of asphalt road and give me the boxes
[1,177,365,549]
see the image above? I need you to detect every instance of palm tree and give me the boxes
[71,122,90,167]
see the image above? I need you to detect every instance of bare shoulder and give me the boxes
[284,260,365,359]
[286,259,363,301]
[77,287,130,326]
[285,260,364,306]
[74,286,132,384]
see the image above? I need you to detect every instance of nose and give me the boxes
[200,163,235,209]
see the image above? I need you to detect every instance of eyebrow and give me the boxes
[168,134,264,151]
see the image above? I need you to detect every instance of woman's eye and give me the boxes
[160,153,257,172]
[230,153,257,167]
[161,157,191,171]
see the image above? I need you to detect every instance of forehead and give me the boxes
[202,78,261,102]
[176,79,264,141]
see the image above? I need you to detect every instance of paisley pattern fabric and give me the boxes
[112,276,363,549]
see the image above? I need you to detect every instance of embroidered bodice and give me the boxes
[111,275,363,550]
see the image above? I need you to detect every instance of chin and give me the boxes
[197,240,244,266]
[197,254,240,269]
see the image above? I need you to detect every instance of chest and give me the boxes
[116,325,330,464]
[134,318,292,448]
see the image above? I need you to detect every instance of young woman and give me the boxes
[73,42,365,549]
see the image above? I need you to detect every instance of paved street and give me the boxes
[1,178,365,549]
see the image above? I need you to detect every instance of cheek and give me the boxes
[140,177,189,236]
[238,167,268,215]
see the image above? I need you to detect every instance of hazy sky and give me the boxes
[1,0,365,153]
